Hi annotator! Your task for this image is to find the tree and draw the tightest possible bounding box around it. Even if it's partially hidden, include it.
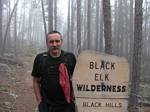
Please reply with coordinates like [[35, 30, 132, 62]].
[[67, 0, 71, 51], [70, 0, 76, 52], [117, 0, 124, 56], [99, 2, 104, 52], [129, 0, 134, 60], [1, 0, 19, 56], [41, 0, 48, 45], [113, 0, 118, 54], [143, 0, 149, 56], [87, 0, 91, 49], [129, 0, 143, 112], [14, 2, 17, 56], [48, 0, 53, 32], [54, 0, 57, 30], [123, 0, 130, 57], [0, 0, 2, 52], [76, 0, 81, 54], [21, 1, 25, 49], [102, 0, 112, 54], [83, 0, 87, 50], [95, 0, 100, 51]]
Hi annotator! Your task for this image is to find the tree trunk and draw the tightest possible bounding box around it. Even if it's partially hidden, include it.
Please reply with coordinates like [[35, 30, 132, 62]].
[[113, 0, 118, 54], [123, 0, 129, 57], [41, 0, 48, 45], [21, 3, 25, 49], [54, 0, 57, 30], [99, 1, 104, 52], [83, 0, 87, 50], [6, 0, 11, 51], [14, 3, 17, 56], [128, 0, 134, 82], [95, 0, 100, 51], [143, 0, 148, 56], [129, 0, 143, 112], [87, 0, 91, 49], [70, 0, 75, 52], [77, 0, 81, 54], [0, 0, 2, 52], [129, 0, 134, 59], [102, 0, 112, 54], [117, 0, 123, 56], [48, 0, 53, 32], [67, 0, 71, 51], [1, 0, 19, 56], [27, 7, 33, 48]]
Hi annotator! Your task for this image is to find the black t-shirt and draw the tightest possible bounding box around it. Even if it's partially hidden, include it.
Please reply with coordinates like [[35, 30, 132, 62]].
[[31, 50, 76, 105]]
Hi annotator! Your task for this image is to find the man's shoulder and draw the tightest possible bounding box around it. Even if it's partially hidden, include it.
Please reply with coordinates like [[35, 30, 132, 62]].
[[63, 51, 75, 57], [35, 52, 48, 60], [63, 51, 76, 63]]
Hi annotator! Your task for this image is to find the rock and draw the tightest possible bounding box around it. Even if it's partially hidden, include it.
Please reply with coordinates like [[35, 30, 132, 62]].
[[9, 92, 18, 99], [4, 101, 11, 106]]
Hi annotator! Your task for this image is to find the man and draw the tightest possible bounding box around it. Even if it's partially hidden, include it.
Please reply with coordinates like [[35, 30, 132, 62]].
[[31, 31, 76, 112]]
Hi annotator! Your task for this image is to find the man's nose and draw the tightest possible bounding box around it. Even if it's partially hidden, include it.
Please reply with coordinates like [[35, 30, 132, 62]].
[[53, 41, 57, 46]]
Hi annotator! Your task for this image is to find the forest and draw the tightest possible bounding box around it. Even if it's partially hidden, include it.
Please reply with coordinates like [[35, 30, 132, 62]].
[[0, 0, 150, 112]]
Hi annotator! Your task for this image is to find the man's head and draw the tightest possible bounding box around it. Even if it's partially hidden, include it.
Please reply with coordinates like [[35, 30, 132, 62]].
[[47, 30, 63, 57]]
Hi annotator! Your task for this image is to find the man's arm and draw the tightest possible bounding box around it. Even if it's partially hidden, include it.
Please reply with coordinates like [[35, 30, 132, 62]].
[[33, 77, 42, 104]]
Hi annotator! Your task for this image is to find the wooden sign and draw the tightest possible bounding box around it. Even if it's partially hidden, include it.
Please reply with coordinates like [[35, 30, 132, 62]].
[[72, 50, 129, 112]]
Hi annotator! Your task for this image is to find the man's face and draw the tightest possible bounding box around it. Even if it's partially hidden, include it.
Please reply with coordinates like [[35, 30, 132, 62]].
[[47, 33, 63, 54]]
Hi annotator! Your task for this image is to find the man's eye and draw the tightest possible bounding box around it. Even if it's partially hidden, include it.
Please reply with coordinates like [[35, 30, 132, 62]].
[[49, 40, 54, 43], [55, 40, 60, 43], [49, 40, 60, 43]]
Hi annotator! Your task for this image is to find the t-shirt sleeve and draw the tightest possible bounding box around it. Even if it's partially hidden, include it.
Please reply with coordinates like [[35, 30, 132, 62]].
[[70, 54, 76, 75], [31, 55, 41, 78], [66, 53, 76, 77]]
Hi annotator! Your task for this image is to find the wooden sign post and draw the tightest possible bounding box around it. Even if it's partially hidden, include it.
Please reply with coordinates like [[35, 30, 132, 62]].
[[72, 51, 129, 112]]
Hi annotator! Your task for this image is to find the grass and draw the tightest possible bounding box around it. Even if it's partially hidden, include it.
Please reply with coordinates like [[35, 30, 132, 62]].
[[0, 85, 10, 92]]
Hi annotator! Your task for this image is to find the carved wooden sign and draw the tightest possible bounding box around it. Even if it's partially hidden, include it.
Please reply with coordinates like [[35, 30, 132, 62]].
[[72, 51, 129, 112]]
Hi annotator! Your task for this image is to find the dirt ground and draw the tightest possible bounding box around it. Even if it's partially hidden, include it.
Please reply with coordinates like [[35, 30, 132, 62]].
[[0, 56, 37, 112], [12, 56, 37, 112]]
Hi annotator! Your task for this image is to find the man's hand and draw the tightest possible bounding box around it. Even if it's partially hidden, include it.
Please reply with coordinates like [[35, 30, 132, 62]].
[[33, 77, 42, 105]]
